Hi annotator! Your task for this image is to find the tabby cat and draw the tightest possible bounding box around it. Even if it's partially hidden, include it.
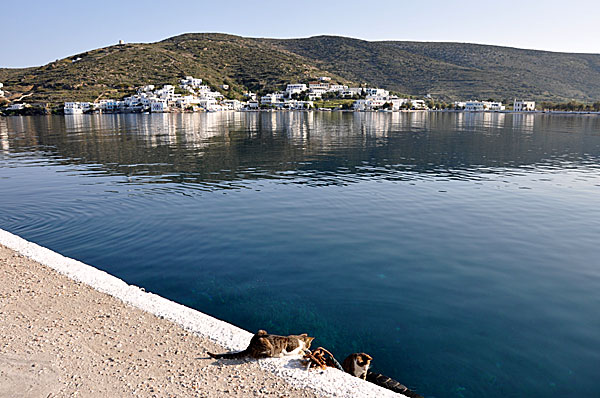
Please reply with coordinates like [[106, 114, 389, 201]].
[[207, 329, 315, 359]]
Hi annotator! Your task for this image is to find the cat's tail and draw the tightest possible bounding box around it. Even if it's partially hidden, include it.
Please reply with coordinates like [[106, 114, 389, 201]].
[[365, 371, 423, 398], [207, 349, 249, 359]]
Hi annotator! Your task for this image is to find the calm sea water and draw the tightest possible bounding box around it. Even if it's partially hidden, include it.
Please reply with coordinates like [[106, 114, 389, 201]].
[[1, 112, 599, 397]]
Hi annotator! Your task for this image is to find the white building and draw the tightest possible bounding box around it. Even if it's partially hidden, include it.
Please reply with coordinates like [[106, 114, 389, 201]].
[[465, 101, 505, 111], [514, 100, 535, 111], [196, 85, 222, 99], [261, 93, 285, 106], [156, 85, 175, 99], [150, 100, 169, 113], [328, 84, 348, 93], [222, 100, 243, 110], [7, 103, 27, 111], [0, 83, 4, 98], [247, 100, 260, 109], [365, 88, 390, 98], [99, 100, 122, 112], [139, 85, 155, 93], [180, 76, 203, 88], [465, 101, 485, 111], [319, 76, 331, 82], [64, 102, 92, 114], [176, 95, 201, 109], [285, 84, 308, 97], [284, 100, 313, 110], [389, 98, 411, 110], [347, 87, 364, 96], [407, 99, 427, 109], [244, 92, 257, 101], [340, 90, 357, 98], [197, 98, 219, 111], [353, 98, 388, 111], [309, 82, 330, 91], [488, 102, 505, 111], [309, 88, 327, 97]]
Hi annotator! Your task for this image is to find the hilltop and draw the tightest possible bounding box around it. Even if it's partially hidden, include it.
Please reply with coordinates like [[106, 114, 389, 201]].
[[1, 33, 599, 105]]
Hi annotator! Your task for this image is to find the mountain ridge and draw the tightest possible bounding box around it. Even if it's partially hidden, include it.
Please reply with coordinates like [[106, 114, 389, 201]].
[[1, 33, 599, 105]]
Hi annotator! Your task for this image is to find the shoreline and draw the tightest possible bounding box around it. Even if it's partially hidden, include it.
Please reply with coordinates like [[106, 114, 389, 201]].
[[3, 108, 600, 117], [0, 229, 402, 397]]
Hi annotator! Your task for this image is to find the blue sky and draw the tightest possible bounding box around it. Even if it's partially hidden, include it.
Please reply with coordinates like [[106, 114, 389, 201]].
[[2, 0, 598, 68]]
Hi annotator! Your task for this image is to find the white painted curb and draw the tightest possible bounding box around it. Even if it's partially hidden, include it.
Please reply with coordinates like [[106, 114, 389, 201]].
[[0, 229, 403, 397]]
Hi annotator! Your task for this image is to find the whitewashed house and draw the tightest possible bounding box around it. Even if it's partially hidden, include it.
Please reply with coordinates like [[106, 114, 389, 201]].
[[319, 76, 331, 82], [409, 99, 427, 109], [309, 87, 328, 97], [389, 98, 410, 110], [328, 84, 348, 93], [0, 83, 4, 98], [353, 98, 388, 111], [156, 85, 175, 99], [105, 100, 123, 112], [514, 100, 535, 111], [309, 82, 330, 91], [222, 100, 243, 110], [365, 88, 390, 98], [176, 95, 201, 109], [197, 98, 219, 111], [465, 101, 485, 111], [244, 92, 257, 101], [150, 100, 169, 113], [465, 101, 505, 111], [247, 100, 260, 109], [180, 76, 203, 88], [284, 100, 313, 110], [196, 85, 222, 99], [488, 102, 505, 111], [7, 103, 27, 111], [348, 87, 364, 96], [261, 93, 285, 106], [285, 84, 308, 97], [64, 102, 92, 114], [139, 85, 155, 93]]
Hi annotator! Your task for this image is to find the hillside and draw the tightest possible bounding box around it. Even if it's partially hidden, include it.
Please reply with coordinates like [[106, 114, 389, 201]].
[[0, 34, 349, 105], [1, 33, 600, 105], [266, 36, 600, 101]]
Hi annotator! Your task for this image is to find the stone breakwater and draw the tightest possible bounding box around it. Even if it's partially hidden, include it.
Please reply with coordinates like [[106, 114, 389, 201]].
[[0, 229, 403, 397]]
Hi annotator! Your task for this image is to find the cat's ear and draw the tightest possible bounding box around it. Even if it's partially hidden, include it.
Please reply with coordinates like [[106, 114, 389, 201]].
[[300, 333, 307, 337], [364, 354, 373, 361], [257, 330, 267, 335]]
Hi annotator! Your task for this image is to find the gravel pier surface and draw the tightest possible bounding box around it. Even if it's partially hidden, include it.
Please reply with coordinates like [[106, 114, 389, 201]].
[[0, 244, 320, 398]]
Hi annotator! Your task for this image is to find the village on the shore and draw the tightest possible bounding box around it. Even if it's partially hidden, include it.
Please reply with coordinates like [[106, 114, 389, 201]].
[[0, 76, 544, 116]]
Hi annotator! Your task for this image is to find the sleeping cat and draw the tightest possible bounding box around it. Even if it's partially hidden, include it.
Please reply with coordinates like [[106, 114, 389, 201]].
[[207, 329, 315, 359], [342, 353, 373, 379]]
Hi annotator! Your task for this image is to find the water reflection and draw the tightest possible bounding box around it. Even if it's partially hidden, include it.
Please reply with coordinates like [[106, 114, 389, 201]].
[[2, 113, 600, 190], [0, 118, 8, 153]]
